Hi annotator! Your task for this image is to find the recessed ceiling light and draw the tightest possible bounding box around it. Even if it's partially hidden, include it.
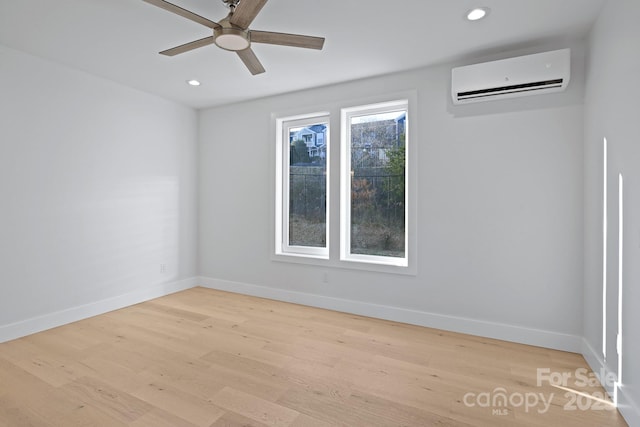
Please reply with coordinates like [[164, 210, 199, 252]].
[[466, 7, 490, 21], [187, 79, 201, 86]]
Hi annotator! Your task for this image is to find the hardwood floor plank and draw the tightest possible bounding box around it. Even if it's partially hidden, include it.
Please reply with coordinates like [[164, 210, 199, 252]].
[[131, 380, 225, 427], [0, 361, 125, 426], [0, 338, 43, 364], [129, 407, 199, 427], [210, 410, 270, 427], [202, 350, 285, 382], [210, 387, 300, 427], [53, 402, 129, 427], [13, 353, 97, 388], [347, 390, 474, 427], [202, 362, 290, 402], [61, 376, 152, 423], [78, 355, 145, 393], [263, 341, 342, 367], [288, 413, 334, 427], [141, 301, 212, 322], [0, 395, 57, 427], [277, 383, 397, 427]]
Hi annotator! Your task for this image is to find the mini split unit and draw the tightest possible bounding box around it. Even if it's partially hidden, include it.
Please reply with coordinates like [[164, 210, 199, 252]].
[[451, 48, 571, 104]]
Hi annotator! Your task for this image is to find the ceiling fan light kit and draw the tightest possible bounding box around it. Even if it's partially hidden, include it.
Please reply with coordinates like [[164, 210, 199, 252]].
[[214, 27, 249, 51], [143, 0, 325, 75]]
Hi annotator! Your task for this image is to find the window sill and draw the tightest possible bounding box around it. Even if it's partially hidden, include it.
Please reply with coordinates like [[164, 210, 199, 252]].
[[271, 252, 417, 276]]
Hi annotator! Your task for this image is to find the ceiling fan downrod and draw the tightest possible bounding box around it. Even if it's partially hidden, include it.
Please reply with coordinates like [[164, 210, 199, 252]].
[[222, 0, 240, 12]]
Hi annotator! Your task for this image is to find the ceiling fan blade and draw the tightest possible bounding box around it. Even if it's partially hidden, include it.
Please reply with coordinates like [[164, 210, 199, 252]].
[[143, 0, 220, 29], [250, 31, 325, 50], [159, 36, 215, 56], [237, 48, 266, 75], [229, 0, 267, 29]]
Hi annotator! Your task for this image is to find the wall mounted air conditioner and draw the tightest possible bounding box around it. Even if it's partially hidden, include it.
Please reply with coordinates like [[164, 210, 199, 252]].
[[451, 49, 570, 105]]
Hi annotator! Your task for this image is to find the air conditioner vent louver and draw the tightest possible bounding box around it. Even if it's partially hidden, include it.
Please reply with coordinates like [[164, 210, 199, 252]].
[[457, 79, 565, 100], [452, 49, 570, 104]]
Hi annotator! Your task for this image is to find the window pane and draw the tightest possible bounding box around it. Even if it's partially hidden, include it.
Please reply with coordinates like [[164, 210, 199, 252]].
[[288, 123, 327, 248], [350, 110, 406, 257]]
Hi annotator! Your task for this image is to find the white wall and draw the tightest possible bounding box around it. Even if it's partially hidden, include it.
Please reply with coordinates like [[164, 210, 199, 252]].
[[0, 44, 198, 341], [199, 44, 586, 352], [583, 0, 640, 423]]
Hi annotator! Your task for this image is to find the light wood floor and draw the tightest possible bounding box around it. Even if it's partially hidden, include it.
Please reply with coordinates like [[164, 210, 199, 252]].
[[0, 287, 628, 426]]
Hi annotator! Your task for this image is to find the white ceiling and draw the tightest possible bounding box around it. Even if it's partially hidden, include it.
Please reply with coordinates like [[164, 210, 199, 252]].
[[0, 0, 605, 109]]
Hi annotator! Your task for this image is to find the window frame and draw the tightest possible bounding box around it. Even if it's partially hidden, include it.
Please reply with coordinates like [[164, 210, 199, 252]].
[[272, 91, 417, 275], [340, 100, 410, 267], [275, 112, 330, 259]]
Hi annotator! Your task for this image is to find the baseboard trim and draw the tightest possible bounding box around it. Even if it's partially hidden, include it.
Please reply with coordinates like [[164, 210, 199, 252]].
[[0, 277, 199, 343], [581, 338, 616, 397], [199, 277, 582, 353], [582, 338, 640, 426]]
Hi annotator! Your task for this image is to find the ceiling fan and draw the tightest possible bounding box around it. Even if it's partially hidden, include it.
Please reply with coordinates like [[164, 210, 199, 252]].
[[143, 0, 326, 75]]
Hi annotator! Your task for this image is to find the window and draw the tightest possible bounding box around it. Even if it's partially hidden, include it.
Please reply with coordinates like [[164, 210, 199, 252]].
[[341, 100, 408, 267], [274, 95, 414, 272], [275, 113, 330, 258]]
